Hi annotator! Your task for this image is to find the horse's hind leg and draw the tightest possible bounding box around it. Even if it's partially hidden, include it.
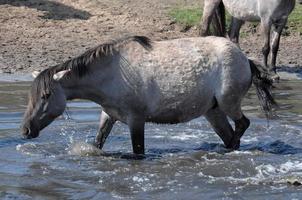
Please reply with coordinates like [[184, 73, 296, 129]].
[[270, 19, 287, 80], [217, 97, 250, 149], [95, 111, 115, 149], [260, 19, 272, 69], [232, 115, 250, 149], [199, 0, 221, 36], [205, 106, 236, 149], [229, 17, 244, 44]]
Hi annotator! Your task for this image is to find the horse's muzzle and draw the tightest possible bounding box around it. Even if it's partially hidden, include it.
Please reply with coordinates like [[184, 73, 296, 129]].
[[22, 126, 39, 139]]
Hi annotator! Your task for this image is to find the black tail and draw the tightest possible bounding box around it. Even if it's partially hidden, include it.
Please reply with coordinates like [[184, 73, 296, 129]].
[[211, 1, 226, 37], [249, 59, 277, 118]]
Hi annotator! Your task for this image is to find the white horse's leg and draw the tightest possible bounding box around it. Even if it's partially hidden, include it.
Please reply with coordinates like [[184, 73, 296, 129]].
[[200, 0, 221, 36], [228, 17, 244, 44], [270, 19, 287, 75], [128, 115, 145, 155], [260, 19, 272, 69], [205, 106, 236, 149], [95, 111, 115, 149]]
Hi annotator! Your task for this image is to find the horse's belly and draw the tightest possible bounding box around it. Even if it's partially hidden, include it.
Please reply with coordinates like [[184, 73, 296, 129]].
[[146, 105, 206, 124], [223, 0, 260, 21], [146, 93, 214, 124]]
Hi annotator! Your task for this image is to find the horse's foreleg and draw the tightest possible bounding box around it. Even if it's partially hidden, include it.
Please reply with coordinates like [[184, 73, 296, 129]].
[[128, 116, 145, 155], [205, 106, 236, 149], [270, 19, 287, 73], [199, 0, 221, 36], [228, 17, 244, 45], [260, 19, 272, 69], [95, 111, 115, 149]]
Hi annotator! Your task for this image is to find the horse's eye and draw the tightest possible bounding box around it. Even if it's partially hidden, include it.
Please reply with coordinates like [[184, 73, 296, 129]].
[[41, 93, 51, 100]]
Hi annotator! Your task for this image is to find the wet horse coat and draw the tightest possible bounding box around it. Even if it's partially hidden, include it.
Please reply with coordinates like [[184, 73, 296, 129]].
[[21, 36, 275, 155]]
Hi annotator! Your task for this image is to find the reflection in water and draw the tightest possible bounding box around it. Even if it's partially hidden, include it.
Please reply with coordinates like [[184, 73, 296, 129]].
[[0, 80, 302, 199]]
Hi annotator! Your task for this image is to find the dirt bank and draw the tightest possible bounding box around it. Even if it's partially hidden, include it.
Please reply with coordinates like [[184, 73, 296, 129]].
[[0, 0, 301, 74]]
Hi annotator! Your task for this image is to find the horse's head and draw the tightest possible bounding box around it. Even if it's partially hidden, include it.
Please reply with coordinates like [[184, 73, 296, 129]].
[[21, 70, 70, 139]]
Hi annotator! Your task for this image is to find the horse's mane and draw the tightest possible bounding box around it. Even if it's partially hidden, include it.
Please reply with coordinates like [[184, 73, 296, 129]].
[[56, 35, 152, 77], [30, 35, 152, 105]]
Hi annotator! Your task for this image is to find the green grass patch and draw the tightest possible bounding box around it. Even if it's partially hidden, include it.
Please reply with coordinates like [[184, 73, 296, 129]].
[[288, 3, 302, 34], [169, 8, 202, 27]]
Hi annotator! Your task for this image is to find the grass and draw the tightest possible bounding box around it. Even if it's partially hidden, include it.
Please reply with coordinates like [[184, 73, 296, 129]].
[[169, 8, 202, 28], [169, 6, 232, 34], [287, 3, 302, 34], [169, 4, 302, 35]]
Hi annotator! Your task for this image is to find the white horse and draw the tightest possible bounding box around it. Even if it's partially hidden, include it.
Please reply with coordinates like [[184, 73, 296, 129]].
[[200, 0, 296, 79], [21, 36, 276, 155]]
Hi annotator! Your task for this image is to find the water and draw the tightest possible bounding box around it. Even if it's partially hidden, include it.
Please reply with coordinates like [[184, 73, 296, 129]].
[[0, 80, 302, 199]]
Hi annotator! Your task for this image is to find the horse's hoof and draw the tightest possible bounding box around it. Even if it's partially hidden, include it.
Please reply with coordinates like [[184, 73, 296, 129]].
[[226, 139, 240, 150], [267, 68, 280, 82], [271, 74, 280, 83]]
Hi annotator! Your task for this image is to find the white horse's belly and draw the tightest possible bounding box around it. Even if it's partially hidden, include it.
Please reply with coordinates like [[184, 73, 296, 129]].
[[223, 0, 260, 21]]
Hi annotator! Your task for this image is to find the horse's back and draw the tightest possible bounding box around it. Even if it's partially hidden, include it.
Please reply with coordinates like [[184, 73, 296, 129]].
[[124, 36, 249, 77], [122, 36, 250, 95]]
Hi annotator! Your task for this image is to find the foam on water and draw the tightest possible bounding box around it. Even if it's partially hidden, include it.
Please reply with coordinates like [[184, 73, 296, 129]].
[[257, 161, 302, 177], [198, 159, 302, 187], [68, 142, 104, 156], [16, 141, 64, 157]]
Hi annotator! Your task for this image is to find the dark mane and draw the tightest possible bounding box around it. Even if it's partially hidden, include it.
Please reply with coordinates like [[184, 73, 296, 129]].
[[30, 35, 152, 105]]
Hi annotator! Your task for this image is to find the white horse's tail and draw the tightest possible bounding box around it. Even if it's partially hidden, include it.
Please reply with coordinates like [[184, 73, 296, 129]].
[[248, 59, 277, 118], [211, 1, 226, 37]]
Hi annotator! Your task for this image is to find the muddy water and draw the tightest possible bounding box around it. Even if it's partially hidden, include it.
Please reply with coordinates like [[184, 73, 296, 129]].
[[0, 80, 302, 199]]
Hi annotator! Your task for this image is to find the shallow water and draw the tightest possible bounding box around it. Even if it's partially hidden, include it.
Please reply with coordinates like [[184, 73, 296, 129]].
[[0, 80, 302, 199]]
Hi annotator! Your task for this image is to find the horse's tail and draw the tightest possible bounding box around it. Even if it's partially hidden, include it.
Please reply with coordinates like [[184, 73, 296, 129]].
[[248, 59, 277, 118], [211, 1, 226, 37]]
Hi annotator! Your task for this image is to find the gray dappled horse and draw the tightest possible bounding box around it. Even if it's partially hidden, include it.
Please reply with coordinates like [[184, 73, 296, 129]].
[[200, 0, 297, 79], [21, 36, 276, 155]]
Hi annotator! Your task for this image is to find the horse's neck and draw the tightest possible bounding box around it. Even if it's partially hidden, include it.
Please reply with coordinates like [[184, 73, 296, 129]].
[[61, 70, 105, 104]]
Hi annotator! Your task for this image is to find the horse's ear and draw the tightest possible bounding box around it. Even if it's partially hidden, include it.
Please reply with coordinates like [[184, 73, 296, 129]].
[[53, 70, 70, 81], [32, 71, 40, 78]]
